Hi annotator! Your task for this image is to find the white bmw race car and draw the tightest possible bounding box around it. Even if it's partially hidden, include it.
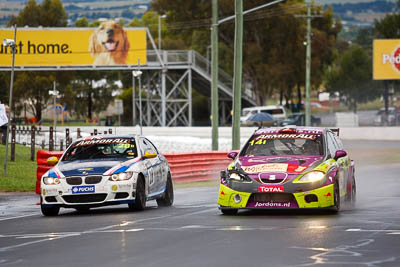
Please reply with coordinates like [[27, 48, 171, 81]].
[[40, 134, 173, 216]]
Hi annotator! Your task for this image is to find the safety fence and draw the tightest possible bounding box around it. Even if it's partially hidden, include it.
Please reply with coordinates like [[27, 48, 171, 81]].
[[36, 150, 233, 194]]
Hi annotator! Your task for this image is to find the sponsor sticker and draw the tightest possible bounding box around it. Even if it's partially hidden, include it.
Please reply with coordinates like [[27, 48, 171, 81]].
[[72, 185, 95, 194], [258, 186, 284, 193], [242, 163, 288, 173], [255, 202, 290, 208]]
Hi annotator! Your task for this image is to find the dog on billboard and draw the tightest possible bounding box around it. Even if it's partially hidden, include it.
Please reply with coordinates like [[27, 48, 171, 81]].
[[89, 20, 130, 65]]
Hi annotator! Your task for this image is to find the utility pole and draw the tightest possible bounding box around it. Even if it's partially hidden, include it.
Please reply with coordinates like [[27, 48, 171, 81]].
[[297, 2, 321, 126], [3, 25, 16, 176], [211, 0, 219, 151], [232, 0, 243, 150], [212, 0, 285, 150]]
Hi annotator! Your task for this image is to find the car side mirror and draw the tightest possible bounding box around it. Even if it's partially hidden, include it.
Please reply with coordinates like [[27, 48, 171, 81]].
[[144, 150, 157, 159], [334, 150, 347, 160], [227, 151, 238, 160], [47, 156, 59, 166]]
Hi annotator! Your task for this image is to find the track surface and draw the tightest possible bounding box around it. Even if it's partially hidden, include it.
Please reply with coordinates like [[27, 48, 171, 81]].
[[0, 140, 400, 267]]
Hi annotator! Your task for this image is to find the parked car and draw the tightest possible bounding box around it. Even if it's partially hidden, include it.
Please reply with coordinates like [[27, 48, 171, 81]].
[[373, 107, 399, 126], [278, 113, 321, 127], [218, 126, 356, 215], [40, 134, 174, 216], [241, 105, 287, 124]]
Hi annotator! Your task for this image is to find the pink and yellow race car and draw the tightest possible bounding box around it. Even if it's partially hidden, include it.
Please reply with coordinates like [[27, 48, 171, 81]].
[[218, 127, 356, 215]]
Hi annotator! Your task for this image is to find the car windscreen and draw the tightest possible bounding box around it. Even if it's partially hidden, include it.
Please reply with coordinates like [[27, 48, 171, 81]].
[[62, 138, 138, 161], [240, 133, 324, 156]]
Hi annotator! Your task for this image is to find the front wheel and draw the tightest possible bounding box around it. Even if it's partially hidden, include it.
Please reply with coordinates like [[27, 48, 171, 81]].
[[332, 180, 341, 213], [156, 173, 174, 207], [129, 176, 146, 211], [41, 202, 60, 216], [220, 208, 238, 215]]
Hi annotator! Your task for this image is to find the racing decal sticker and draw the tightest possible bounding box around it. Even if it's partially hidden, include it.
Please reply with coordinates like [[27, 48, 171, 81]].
[[103, 157, 142, 176], [47, 167, 64, 178], [242, 163, 288, 173], [254, 202, 290, 208], [246, 201, 299, 208], [73, 138, 130, 147], [258, 186, 284, 193], [72, 185, 95, 194], [255, 134, 317, 140]]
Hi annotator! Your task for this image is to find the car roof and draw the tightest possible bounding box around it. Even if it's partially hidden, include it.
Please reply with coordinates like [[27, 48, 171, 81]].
[[243, 105, 285, 110]]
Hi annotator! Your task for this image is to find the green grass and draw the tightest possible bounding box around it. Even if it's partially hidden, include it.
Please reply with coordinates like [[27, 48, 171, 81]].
[[0, 144, 38, 192]]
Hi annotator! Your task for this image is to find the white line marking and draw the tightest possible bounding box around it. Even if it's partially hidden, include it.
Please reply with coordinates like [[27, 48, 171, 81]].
[[0, 213, 38, 222]]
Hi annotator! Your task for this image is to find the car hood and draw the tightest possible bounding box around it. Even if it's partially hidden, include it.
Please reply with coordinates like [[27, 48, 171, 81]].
[[236, 155, 324, 183], [55, 158, 130, 177]]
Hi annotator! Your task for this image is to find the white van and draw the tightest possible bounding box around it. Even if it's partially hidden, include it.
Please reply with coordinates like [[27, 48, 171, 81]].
[[240, 105, 287, 123]]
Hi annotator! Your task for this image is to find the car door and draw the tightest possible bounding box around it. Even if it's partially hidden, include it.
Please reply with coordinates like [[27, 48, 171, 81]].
[[146, 138, 168, 194], [140, 138, 164, 195], [327, 132, 348, 197]]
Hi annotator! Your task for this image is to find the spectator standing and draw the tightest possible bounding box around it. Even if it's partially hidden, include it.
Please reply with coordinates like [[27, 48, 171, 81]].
[[0, 104, 9, 145]]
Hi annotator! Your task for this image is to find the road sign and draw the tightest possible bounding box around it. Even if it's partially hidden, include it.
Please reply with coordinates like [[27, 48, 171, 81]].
[[115, 99, 123, 115]]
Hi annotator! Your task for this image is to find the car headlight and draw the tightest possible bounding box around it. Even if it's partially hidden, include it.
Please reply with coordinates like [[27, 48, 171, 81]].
[[109, 172, 133, 181], [298, 171, 325, 182], [43, 177, 60, 185]]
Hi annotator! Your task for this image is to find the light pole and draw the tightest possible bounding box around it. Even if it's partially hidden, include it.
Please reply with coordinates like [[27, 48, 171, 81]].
[[158, 14, 167, 51], [49, 81, 59, 145], [3, 25, 17, 177], [132, 68, 143, 135]]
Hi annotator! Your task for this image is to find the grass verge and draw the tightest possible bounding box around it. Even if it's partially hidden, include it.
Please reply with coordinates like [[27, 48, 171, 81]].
[[0, 144, 38, 192]]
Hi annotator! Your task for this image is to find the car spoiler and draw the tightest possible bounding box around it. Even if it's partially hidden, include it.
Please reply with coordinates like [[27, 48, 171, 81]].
[[330, 128, 340, 136]]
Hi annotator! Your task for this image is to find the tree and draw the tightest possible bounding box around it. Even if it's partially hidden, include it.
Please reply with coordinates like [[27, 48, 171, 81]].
[[325, 45, 380, 113], [150, 0, 341, 106]]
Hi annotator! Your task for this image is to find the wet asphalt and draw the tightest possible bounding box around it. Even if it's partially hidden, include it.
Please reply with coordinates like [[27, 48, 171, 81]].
[[0, 140, 399, 267]]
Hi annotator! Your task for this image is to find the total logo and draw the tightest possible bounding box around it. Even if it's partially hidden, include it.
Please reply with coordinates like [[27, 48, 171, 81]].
[[72, 185, 95, 194], [382, 47, 400, 72], [258, 186, 284, 193]]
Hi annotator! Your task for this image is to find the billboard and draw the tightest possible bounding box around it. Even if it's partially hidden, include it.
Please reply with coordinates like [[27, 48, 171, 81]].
[[0, 22, 147, 67], [373, 39, 400, 80]]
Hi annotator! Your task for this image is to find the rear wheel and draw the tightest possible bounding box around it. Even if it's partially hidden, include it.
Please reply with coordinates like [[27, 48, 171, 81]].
[[156, 173, 174, 207], [220, 208, 238, 215], [41, 198, 60, 216], [129, 176, 146, 211]]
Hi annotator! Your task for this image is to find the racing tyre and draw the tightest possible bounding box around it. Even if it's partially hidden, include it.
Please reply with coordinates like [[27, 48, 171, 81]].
[[156, 173, 174, 207], [332, 180, 341, 213], [129, 176, 146, 211], [349, 174, 356, 207], [220, 208, 238, 215], [41, 202, 60, 216]]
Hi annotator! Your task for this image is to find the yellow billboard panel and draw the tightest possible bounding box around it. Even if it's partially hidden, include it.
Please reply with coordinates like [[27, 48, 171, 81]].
[[373, 39, 400, 80], [0, 23, 147, 67]]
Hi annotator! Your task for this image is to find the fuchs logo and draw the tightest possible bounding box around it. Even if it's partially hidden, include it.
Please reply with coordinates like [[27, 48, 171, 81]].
[[258, 186, 284, 193], [382, 47, 400, 72], [72, 185, 95, 194]]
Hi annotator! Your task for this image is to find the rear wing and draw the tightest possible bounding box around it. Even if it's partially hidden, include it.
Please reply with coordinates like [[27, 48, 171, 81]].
[[330, 128, 340, 136]]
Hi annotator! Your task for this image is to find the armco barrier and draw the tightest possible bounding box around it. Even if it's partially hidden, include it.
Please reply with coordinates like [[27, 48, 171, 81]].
[[36, 150, 233, 194]]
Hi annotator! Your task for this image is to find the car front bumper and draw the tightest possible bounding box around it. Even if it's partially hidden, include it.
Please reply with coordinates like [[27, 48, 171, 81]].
[[41, 176, 136, 208], [217, 183, 335, 209]]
